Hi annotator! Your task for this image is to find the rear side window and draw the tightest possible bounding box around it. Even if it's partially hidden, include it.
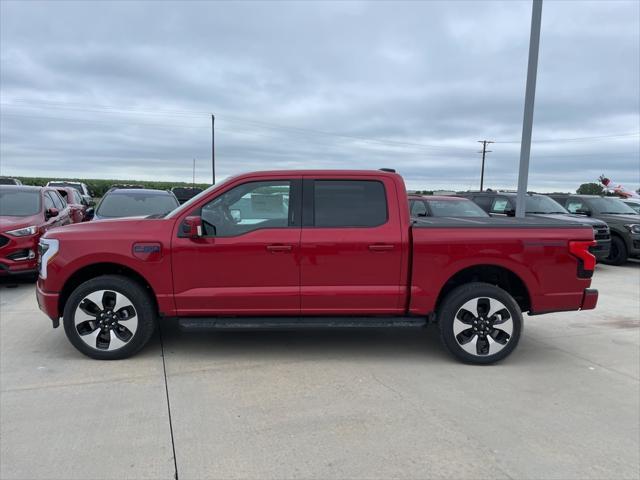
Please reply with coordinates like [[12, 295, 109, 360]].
[[410, 199, 428, 217], [472, 196, 493, 212], [313, 180, 387, 227]]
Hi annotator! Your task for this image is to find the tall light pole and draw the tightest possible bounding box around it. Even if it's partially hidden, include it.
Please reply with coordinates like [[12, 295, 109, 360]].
[[211, 114, 216, 185], [515, 0, 543, 218], [478, 140, 494, 191]]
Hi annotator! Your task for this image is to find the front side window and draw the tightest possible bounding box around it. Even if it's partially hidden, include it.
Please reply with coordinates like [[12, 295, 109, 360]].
[[491, 197, 511, 214], [200, 180, 291, 237], [566, 199, 587, 214], [313, 180, 387, 227], [50, 191, 66, 209], [410, 199, 428, 217]]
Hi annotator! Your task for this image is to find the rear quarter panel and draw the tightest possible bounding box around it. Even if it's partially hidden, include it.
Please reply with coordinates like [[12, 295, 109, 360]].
[[409, 226, 595, 315]]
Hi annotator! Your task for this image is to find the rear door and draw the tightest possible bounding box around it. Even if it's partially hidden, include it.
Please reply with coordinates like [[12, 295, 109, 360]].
[[300, 176, 404, 315]]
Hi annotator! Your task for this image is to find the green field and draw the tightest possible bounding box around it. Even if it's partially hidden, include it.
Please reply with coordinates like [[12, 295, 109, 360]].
[[13, 176, 211, 197]]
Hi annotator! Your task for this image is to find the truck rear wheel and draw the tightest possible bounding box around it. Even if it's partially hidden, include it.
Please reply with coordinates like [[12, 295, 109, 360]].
[[63, 275, 156, 360], [438, 282, 522, 364]]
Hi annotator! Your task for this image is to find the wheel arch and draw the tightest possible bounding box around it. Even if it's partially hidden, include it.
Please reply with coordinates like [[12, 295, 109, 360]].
[[58, 262, 158, 317], [434, 264, 531, 314]]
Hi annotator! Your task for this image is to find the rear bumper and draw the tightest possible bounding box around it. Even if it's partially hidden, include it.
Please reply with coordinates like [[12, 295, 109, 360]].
[[36, 281, 61, 327], [580, 288, 598, 311]]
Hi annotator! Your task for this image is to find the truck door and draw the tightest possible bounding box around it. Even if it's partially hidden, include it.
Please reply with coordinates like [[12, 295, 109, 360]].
[[300, 177, 405, 315], [171, 178, 302, 316]]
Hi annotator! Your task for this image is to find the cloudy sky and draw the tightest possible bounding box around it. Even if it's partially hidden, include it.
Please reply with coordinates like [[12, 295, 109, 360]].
[[1, 0, 638, 192]]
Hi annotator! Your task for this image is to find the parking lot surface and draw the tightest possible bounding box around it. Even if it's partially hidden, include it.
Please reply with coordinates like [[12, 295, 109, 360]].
[[1, 263, 639, 480]]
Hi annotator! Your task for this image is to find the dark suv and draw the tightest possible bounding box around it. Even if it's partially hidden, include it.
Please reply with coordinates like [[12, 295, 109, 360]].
[[548, 194, 640, 265], [458, 191, 611, 261]]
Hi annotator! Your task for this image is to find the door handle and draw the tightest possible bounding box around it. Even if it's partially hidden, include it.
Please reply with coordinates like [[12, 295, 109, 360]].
[[368, 244, 394, 252], [266, 244, 293, 253]]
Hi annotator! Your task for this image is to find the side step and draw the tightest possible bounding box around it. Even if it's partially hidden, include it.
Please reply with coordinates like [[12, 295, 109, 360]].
[[178, 316, 427, 331]]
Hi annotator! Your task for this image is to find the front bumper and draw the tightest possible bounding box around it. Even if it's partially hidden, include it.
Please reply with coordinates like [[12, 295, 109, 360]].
[[629, 233, 640, 257], [36, 281, 61, 327], [0, 233, 39, 276], [580, 288, 598, 311]]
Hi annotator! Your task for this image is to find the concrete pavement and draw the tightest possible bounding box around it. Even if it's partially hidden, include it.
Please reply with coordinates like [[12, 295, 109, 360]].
[[1, 262, 638, 479]]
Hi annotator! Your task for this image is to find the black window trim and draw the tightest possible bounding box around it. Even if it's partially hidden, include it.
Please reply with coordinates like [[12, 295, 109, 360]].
[[302, 178, 389, 228], [180, 178, 302, 238]]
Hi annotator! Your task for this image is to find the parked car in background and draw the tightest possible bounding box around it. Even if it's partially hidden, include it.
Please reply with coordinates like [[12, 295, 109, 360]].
[[409, 195, 489, 218], [92, 188, 180, 220], [458, 191, 611, 261], [1, 186, 72, 277], [37, 169, 598, 364], [171, 186, 204, 204], [46, 180, 93, 205], [549, 194, 640, 265], [0, 177, 23, 185], [54, 187, 91, 223], [621, 198, 640, 214]]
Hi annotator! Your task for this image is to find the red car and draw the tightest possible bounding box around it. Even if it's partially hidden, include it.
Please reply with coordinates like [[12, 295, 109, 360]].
[[1, 186, 72, 277], [36, 170, 598, 363], [54, 187, 90, 223]]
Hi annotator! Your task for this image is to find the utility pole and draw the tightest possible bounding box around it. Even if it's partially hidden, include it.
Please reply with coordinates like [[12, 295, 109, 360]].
[[211, 114, 216, 185], [192, 158, 196, 188], [477, 140, 494, 191], [516, 0, 543, 218]]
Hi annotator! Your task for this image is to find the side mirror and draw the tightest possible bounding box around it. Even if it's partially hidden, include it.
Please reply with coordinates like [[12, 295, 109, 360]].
[[85, 207, 95, 220], [46, 207, 59, 219], [182, 216, 203, 239], [505, 208, 516, 217], [575, 208, 591, 216], [230, 209, 242, 223]]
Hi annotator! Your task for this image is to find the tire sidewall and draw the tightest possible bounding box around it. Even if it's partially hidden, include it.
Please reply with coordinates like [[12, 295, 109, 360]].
[[63, 275, 156, 360], [603, 236, 627, 266], [438, 282, 523, 365]]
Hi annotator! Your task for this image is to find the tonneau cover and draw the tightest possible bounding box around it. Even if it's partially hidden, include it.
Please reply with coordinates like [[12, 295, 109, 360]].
[[412, 216, 593, 228]]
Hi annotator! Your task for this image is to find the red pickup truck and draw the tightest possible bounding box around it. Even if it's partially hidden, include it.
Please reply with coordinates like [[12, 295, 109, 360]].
[[36, 170, 598, 364]]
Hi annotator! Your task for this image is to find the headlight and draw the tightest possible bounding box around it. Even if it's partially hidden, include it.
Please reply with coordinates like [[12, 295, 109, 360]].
[[624, 224, 640, 234], [38, 238, 59, 279], [6, 225, 38, 237]]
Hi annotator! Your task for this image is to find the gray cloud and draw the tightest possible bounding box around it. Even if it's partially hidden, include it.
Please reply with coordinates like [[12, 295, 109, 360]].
[[1, 0, 638, 192]]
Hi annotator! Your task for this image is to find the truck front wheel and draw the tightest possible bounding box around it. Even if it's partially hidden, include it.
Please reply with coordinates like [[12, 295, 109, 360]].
[[62, 275, 157, 360], [438, 282, 522, 364]]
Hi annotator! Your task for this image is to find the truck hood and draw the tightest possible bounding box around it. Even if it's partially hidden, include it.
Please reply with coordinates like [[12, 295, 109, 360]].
[[0, 214, 43, 232], [597, 214, 640, 224], [528, 213, 606, 227], [43, 216, 173, 239]]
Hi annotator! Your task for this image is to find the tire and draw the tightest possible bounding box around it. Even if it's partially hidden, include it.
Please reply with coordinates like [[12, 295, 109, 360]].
[[438, 282, 522, 365], [602, 235, 627, 266], [63, 275, 156, 360]]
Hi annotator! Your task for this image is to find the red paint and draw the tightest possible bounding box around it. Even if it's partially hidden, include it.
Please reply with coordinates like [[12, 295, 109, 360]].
[[36, 170, 597, 322], [1, 187, 72, 276]]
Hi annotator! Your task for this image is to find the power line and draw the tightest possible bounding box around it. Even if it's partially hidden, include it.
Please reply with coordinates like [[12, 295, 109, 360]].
[[477, 140, 494, 191]]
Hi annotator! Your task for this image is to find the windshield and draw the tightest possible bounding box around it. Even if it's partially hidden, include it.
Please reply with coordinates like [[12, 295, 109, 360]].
[[525, 196, 568, 214], [426, 198, 489, 217], [0, 189, 41, 216], [96, 192, 179, 218], [588, 197, 638, 215]]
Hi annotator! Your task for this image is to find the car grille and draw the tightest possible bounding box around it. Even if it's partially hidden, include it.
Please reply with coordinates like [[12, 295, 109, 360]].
[[593, 225, 610, 241], [0, 235, 9, 249]]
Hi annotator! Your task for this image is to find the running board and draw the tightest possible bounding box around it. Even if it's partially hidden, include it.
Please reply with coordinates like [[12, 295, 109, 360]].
[[178, 316, 427, 331]]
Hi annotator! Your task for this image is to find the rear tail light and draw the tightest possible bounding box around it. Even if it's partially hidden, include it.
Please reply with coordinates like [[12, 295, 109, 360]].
[[569, 240, 596, 278]]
